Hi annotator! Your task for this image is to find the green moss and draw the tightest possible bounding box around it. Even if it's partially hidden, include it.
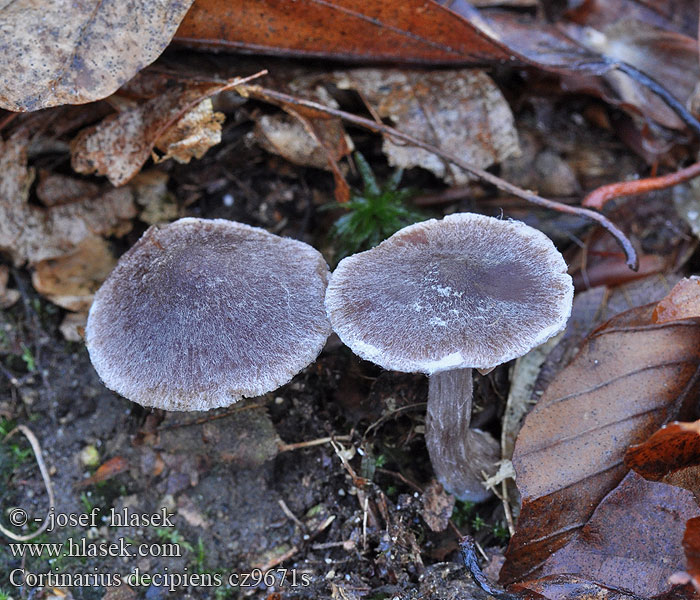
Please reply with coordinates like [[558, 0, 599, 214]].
[[327, 152, 425, 263]]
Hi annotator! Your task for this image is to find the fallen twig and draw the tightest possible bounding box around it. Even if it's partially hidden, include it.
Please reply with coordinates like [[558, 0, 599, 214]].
[[278, 434, 353, 452], [460, 536, 515, 600], [237, 83, 639, 271], [583, 160, 700, 210]]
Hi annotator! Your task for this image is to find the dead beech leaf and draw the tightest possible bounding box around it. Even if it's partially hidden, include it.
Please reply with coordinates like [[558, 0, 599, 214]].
[[254, 113, 352, 171], [154, 98, 225, 164], [0, 0, 194, 112], [175, 0, 512, 64], [512, 475, 700, 597], [36, 172, 101, 207], [0, 133, 136, 266], [511, 574, 642, 599], [531, 472, 700, 597], [420, 480, 455, 533], [501, 304, 700, 585], [533, 274, 682, 406], [335, 69, 519, 185], [682, 517, 700, 594], [31, 236, 116, 312], [625, 420, 700, 481], [71, 80, 234, 187], [75, 456, 129, 489], [653, 277, 700, 324]]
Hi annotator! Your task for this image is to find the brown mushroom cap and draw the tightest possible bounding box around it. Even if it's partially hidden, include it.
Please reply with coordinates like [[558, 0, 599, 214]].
[[86, 218, 331, 411], [325, 213, 573, 374]]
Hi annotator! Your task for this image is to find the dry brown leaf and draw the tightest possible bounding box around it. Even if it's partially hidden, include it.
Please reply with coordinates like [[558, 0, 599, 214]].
[[36, 172, 101, 207], [335, 69, 519, 184], [653, 277, 700, 324], [131, 171, 179, 225], [501, 304, 700, 585], [254, 113, 352, 170], [74, 456, 129, 489], [532, 274, 681, 407], [71, 80, 235, 187], [154, 98, 225, 164], [681, 517, 700, 594], [0, 0, 194, 112], [625, 420, 700, 482], [524, 471, 700, 597], [31, 236, 116, 312], [420, 480, 455, 532], [175, 0, 512, 63], [0, 133, 136, 266]]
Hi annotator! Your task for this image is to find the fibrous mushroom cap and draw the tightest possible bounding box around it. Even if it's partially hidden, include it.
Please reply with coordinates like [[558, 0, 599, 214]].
[[325, 213, 573, 375], [86, 218, 331, 411]]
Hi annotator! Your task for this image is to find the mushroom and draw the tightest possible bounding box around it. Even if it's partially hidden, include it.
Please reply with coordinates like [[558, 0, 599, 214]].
[[86, 217, 331, 411], [325, 213, 573, 501]]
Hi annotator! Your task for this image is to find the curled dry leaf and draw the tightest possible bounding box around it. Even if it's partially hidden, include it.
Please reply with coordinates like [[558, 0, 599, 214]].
[[0, 0, 194, 112], [0, 134, 136, 266], [682, 517, 700, 594], [502, 304, 700, 585], [653, 277, 700, 324], [74, 456, 129, 489], [625, 420, 700, 481], [420, 480, 455, 533], [562, 20, 699, 131], [521, 471, 700, 597], [254, 113, 352, 171], [335, 69, 519, 185], [154, 98, 225, 164], [71, 80, 233, 187]]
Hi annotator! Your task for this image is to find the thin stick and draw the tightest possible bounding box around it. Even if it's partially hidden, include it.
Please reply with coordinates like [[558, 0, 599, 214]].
[[615, 62, 700, 139], [0, 426, 55, 542], [362, 402, 426, 442], [278, 434, 352, 452], [254, 515, 335, 571], [237, 84, 639, 271], [278, 499, 305, 530], [583, 160, 700, 210]]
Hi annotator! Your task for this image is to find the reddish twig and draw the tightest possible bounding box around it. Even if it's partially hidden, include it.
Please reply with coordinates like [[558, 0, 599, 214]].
[[237, 84, 638, 271], [582, 160, 700, 210]]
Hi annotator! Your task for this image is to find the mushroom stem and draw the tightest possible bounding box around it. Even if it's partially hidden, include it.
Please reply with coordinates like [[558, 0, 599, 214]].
[[425, 368, 500, 502]]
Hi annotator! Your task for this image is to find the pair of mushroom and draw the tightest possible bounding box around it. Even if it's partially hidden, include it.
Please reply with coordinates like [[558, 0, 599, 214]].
[[87, 214, 572, 501]]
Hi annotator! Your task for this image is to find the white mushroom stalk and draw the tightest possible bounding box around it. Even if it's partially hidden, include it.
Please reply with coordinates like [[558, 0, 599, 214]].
[[326, 213, 573, 501], [86, 218, 332, 411]]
